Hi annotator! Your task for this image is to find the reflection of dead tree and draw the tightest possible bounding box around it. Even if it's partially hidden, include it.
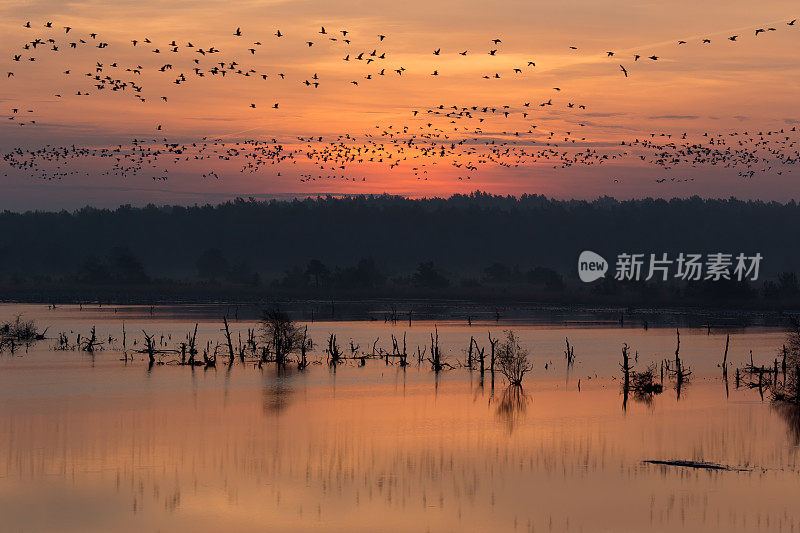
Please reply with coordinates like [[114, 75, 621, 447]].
[[772, 402, 800, 445], [262, 382, 294, 414], [493, 384, 530, 433]]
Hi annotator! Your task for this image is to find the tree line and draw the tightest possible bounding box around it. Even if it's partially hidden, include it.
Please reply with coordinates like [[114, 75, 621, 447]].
[[1, 192, 799, 304]]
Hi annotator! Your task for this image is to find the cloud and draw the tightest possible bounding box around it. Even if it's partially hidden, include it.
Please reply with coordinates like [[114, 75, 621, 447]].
[[584, 112, 627, 118], [647, 115, 701, 120]]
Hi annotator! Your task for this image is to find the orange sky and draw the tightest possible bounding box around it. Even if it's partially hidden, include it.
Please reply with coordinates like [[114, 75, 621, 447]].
[[0, 0, 798, 209]]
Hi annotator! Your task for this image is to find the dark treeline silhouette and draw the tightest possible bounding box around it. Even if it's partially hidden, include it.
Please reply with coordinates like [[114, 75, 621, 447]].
[[1, 192, 800, 305]]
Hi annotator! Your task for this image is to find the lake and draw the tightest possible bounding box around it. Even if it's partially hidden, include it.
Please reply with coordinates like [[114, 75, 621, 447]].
[[1, 303, 798, 532]]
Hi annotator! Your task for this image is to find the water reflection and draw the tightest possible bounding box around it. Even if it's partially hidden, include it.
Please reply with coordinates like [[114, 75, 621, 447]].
[[773, 402, 800, 446], [262, 373, 296, 415], [1, 304, 800, 532], [493, 385, 530, 433]]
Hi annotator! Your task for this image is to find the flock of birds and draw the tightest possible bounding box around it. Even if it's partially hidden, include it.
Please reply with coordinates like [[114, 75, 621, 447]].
[[1, 16, 799, 187]]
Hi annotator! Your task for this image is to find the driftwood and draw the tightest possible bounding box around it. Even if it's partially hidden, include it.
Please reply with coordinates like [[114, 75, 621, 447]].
[[643, 460, 750, 472]]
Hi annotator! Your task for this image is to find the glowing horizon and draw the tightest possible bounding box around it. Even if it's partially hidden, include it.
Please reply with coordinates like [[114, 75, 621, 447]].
[[1, 0, 799, 209]]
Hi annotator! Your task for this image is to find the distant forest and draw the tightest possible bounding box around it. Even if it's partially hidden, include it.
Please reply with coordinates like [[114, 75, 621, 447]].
[[2, 192, 800, 306]]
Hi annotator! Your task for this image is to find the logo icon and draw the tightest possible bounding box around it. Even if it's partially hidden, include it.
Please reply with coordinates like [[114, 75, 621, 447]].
[[578, 251, 607, 282]]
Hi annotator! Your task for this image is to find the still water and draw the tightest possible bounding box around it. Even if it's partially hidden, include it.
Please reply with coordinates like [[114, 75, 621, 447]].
[[1, 303, 799, 532]]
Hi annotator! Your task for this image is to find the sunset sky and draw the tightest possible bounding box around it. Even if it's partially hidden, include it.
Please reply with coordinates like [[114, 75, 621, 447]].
[[0, 0, 798, 210]]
